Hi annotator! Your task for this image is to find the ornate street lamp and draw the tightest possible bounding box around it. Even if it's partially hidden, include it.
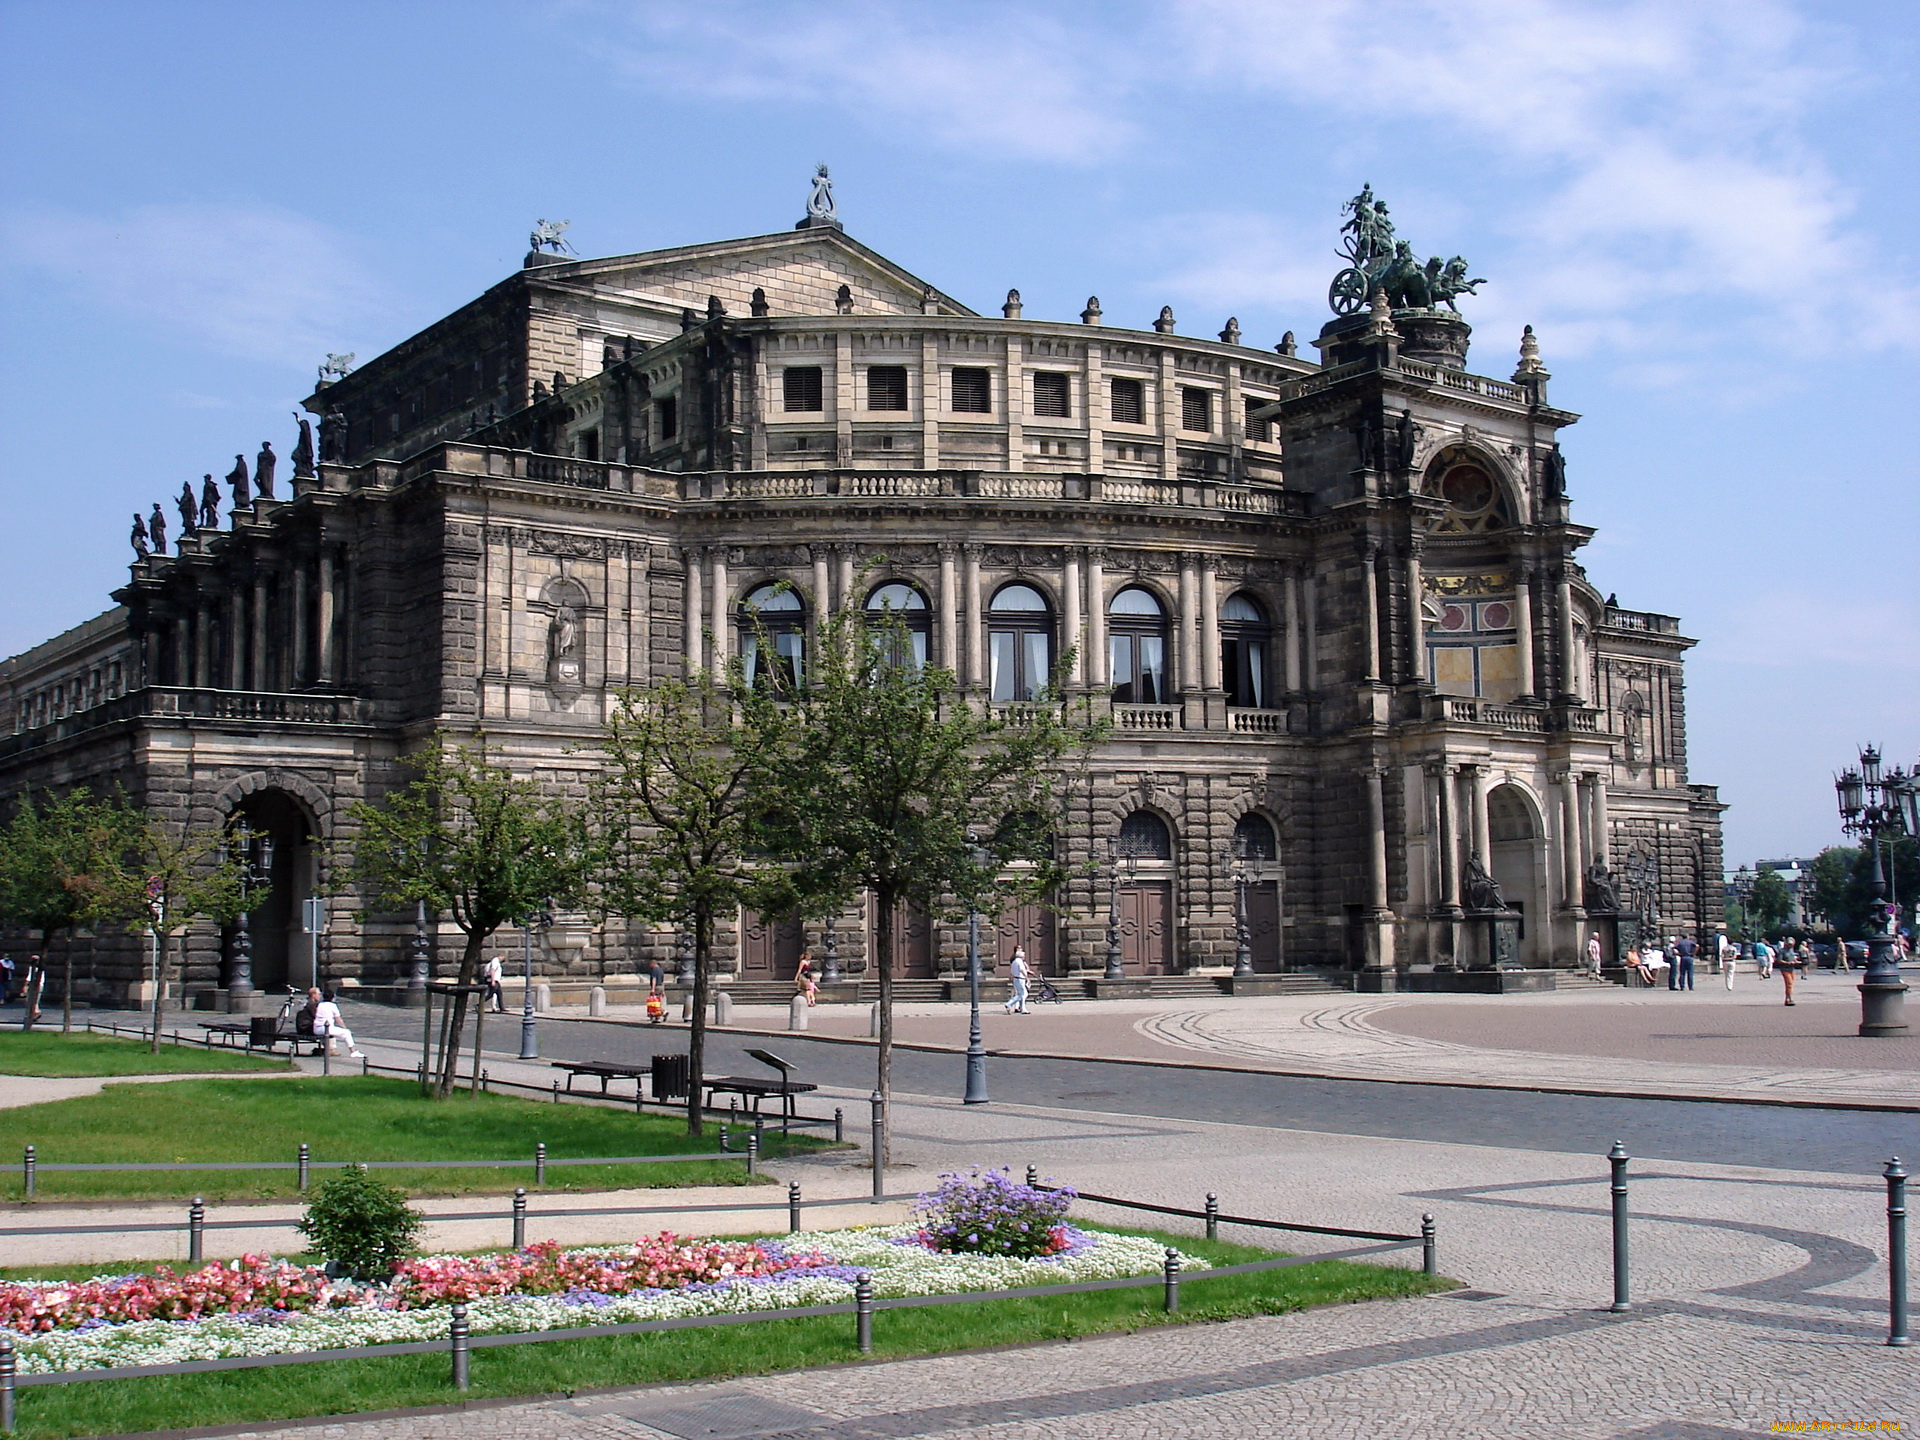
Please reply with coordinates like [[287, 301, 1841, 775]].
[[676, 919, 696, 986], [1103, 838, 1127, 981], [820, 913, 841, 983], [1835, 745, 1911, 1038], [408, 899, 433, 1002], [1730, 865, 1757, 943], [1222, 834, 1254, 977], [519, 901, 553, 1060], [963, 832, 989, 1105], [222, 822, 273, 1011]]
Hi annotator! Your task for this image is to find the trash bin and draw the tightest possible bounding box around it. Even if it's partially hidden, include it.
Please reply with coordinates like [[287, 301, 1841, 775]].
[[248, 1015, 279, 1049], [651, 1053, 690, 1102]]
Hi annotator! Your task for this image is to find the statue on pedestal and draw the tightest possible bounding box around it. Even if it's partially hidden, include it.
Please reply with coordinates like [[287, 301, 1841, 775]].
[[1584, 862, 1622, 914], [1463, 855, 1507, 913], [130, 512, 149, 559], [177, 482, 198, 537], [199, 474, 221, 531], [290, 413, 315, 479], [148, 503, 168, 556], [254, 441, 276, 499], [227, 454, 250, 510]]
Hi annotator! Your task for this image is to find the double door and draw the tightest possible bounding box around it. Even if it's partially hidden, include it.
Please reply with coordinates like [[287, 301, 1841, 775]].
[[738, 910, 805, 978], [994, 902, 1057, 975], [1119, 882, 1174, 975]]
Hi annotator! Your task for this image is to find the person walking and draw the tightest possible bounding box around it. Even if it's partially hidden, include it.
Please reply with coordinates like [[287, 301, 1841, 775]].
[[1722, 935, 1738, 990], [1664, 936, 1681, 991], [0, 953, 14, 1004], [1586, 931, 1605, 977], [483, 954, 506, 1012], [793, 955, 817, 1007], [1777, 942, 1804, 1006], [309, 987, 364, 1058], [1675, 934, 1697, 991], [1754, 937, 1773, 980], [1003, 946, 1030, 1014]]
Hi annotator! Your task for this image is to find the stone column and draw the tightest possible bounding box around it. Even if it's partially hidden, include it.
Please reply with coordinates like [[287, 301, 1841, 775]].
[[1063, 550, 1083, 684], [192, 599, 212, 689], [709, 547, 730, 682], [936, 544, 958, 673], [1558, 770, 1585, 906], [1086, 548, 1107, 688], [1465, 765, 1489, 866], [1588, 772, 1610, 868], [1556, 564, 1577, 699], [1177, 554, 1199, 694], [1432, 762, 1460, 911], [1304, 564, 1320, 691], [963, 543, 985, 688], [683, 547, 704, 676], [1513, 569, 1536, 699], [316, 552, 336, 686], [289, 564, 308, 687], [1358, 540, 1381, 683], [811, 546, 831, 633], [1364, 767, 1390, 912], [225, 589, 245, 690], [1404, 539, 1425, 685], [1283, 567, 1303, 694], [1200, 558, 1221, 691], [251, 574, 270, 691], [835, 544, 856, 611]]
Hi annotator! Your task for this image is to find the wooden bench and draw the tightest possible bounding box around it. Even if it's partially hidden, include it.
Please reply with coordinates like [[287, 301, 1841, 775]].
[[198, 1022, 252, 1048], [704, 1048, 817, 1128], [551, 1059, 651, 1097]]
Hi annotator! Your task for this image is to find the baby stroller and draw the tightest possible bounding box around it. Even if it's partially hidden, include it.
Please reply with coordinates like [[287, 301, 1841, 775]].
[[1028, 974, 1064, 1005]]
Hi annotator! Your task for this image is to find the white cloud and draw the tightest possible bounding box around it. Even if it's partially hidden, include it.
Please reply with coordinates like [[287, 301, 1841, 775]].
[[1, 203, 390, 367]]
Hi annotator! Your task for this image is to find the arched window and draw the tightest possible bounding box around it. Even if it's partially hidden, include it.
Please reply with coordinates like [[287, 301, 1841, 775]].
[[1118, 810, 1172, 859], [1108, 586, 1168, 705], [988, 584, 1053, 702], [738, 584, 805, 691], [1220, 591, 1271, 708], [1488, 788, 1536, 842], [1234, 813, 1277, 861], [865, 582, 930, 670]]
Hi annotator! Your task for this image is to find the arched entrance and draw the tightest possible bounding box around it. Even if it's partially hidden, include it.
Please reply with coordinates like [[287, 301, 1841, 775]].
[[1486, 785, 1547, 965], [226, 790, 317, 994]]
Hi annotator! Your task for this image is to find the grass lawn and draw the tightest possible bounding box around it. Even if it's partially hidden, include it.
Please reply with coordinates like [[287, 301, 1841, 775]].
[[0, 1228, 1451, 1439], [0, 1076, 824, 1201], [0, 1029, 293, 1078]]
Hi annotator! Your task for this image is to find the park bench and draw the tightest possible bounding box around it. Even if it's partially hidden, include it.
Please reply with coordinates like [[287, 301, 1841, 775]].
[[550, 1059, 651, 1097], [704, 1048, 817, 1130], [198, 1022, 252, 1048]]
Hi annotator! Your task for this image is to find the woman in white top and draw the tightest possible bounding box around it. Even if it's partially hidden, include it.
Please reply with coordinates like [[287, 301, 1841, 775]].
[[307, 988, 364, 1058]]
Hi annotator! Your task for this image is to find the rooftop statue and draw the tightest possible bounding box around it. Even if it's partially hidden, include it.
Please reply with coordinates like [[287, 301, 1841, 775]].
[[227, 454, 251, 511], [291, 413, 316, 479], [200, 474, 222, 531], [130, 512, 150, 559], [177, 481, 198, 537], [529, 219, 574, 255], [148, 503, 168, 556], [797, 163, 842, 231], [1328, 187, 1483, 316], [254, 441, 276, 499], [318, 353, 356, 384]]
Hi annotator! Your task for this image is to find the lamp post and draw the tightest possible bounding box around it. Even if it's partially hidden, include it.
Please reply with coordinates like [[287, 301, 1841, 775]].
[[1222, 834, 1254, 977], [222, 822, 272, 1012], [963, 834, 989, 1105], [519, 904, 551, 1060], [1103, 838, 1126, 981], [1836, 747, 1912, 1037], [1731, 865, 1757, 944], [820, 913, 841, 984], [408, 900, 432, 1003]]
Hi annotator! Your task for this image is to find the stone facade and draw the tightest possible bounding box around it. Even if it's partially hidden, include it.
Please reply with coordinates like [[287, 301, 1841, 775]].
[[0, 222, 1721, 1005]]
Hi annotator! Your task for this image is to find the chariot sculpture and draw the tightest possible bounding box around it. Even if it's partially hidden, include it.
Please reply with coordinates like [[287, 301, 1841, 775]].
[[1328, 186, 1485, 316]]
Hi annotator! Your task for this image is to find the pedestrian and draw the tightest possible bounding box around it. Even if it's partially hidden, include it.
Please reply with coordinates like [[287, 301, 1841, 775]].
[[1754, 937, 1773, 980], [0, 953, 14, 1003], [1723, 937, 1738, 990], [794, 955, 817, 1007], [646, 956, 666, 997], [1586, 931, 1604, 977], [1664, 936, 1681, 991], [483, 954, 505, 1012], [1642, 945, 1670, 988], [1003, 946, 1030, 1014], [1777, 942, 1804, 1006], [309, 987, 364, 1057], [1674, 934, 1697, 991]]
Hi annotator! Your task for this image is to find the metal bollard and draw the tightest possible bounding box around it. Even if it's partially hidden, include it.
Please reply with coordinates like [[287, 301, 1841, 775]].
[[297, 1143, 310, 1192], [1887, 1156, 1911, 1347], [1163, 1248, 1181, 1313], [1608, 1141, 1631, 1313], [21, 1146, 32, 1201], [747, 1132, 759, 1178], [361, 1053, 370, 1076], [552, 1079, 561, 1104], [855, 1275, 873, 1353], [1422, 1213, 1436, 1276], [449, 1302, 470, 1390], [535, 1142, 547, 1187], [789, 1181, 803, 1234], [834, 1107, 844, 1144], [188, 1197, 205, 1264], [513, 1188, 527, 1250], [1205, 1192, 1219, 1242], [870, 1091, 886, 1199], [1026, 1165, 1038, 1188], [0, 1332, 14, 1434], [718, 1125, 731, 1153], [321, 1042, 330, 1077], [481, 1068, 491, 1094]]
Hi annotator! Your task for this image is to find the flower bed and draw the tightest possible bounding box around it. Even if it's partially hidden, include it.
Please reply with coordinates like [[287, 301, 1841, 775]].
[[6, 1225, 1203, 1374]]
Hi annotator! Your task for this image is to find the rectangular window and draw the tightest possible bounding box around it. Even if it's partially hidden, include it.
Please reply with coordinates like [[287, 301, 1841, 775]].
[[783, 366, 824, 412], [1032, 371, 1071, 418], [989, 631, 1018, 701], [655, 396, 677, 440], [1243, 396, 1272, 443], [865, 365, 909, 411], [951, 367, 992, 413], [1110, 377, 1145, 426], [576, 428, 600, 461], [1181, 387, 1213, 433]]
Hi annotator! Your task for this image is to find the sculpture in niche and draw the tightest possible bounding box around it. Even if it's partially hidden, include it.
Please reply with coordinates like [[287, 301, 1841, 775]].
[[1462, 854, 1507, 913], [1584, 862, 1622, 914], [546, 598, 585, 691]]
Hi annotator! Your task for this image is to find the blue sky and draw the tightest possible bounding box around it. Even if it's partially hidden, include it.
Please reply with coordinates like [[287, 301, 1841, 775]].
[[1, 0, 1915, 865]]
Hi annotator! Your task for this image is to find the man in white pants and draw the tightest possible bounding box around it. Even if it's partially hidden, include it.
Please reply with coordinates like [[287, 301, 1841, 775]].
[[1003, 947, 1030, 1014], [308, 988, 365, 1058], [1586, 931, 1604, 976]]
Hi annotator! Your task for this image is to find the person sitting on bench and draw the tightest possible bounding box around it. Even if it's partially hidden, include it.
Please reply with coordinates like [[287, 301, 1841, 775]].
[[307, 987, 364, 1058]]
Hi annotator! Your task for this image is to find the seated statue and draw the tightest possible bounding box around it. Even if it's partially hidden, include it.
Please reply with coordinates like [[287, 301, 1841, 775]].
[[1584, 862, 1623, 914], [1462, 855, 1507, 913]]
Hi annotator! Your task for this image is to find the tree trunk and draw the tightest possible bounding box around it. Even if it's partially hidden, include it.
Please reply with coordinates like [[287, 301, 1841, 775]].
[[685, 907, 712, 1137], [874, 887, 895, 1162], [437, 928, 489, 1096]]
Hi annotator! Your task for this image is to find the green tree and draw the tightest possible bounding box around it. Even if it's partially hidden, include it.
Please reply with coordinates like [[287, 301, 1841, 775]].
[[1747, 866, 1794, 938], [1805, 846, 1867, 937], [758, 602, 1100, 1138], [341, 737, 596, 1096], [0, 788, 146, 1032], [597, 669, 797, 1136]]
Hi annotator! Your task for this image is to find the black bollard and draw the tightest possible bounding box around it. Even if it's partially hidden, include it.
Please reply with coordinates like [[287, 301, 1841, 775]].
[[1888, 1157, 1911, 1347], [1026, 1165, 1038, 1188], [297, 1142, 310, 1193], [21, 1146, 32, 1201], [1205, 1192, 1219, 1242], [834, 1106, 844, 1144], [1608, 1141, 1631, 1313], [1422, 1213, 1437, 1276], [855, 1275, 873, 1353], [535, 1142, 547, 1187], [789, 1181, 803, 1234], [513, 1187, 527, 1251], [0, 1332, 14, 1434], [747, 1132, 759, 1178], [188, 1197, 205, 1264], [1163, 1248, 1181, 1313], [870, 1091, 886, 1199], [449, 1302, 470, 1389]]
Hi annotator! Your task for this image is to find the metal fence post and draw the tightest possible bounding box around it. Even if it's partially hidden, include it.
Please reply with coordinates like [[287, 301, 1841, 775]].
[[870, 1091, 885, 1199], [1422, 1213, 1436, 1276], [718, 1124, 731, 1153], [362, 1053, 370, 1076], [1163, 1248, 1181, 1313], [789, 1181, 803, 1234], [449, 1302, 470, 1390], [1608, 1141, 1631, 1313], [513, 1187, 527, 1251], [297, 1142, 310, 1193], [535, 1142, 547, 1187], [188, 1197, 205, 1264], [21, 1147, 32, 1201], [834, 1107, 844, 1144], [1025, 1165, 1038, 1188], [855, 1274, 873, 1353], [1205, 1193, 1219, 1242], [1887, 1156, 1911, 1347], [747, 1132, 759, 1178], [320, 1042, 330, 1077], [0, 1332, 14, 1434], [481, 1068, 490, 1094]]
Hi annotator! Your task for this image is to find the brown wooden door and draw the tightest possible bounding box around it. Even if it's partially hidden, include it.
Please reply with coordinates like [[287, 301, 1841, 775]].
[[739, 909, 804, 978], [1245, 881, 1282, 972], [1119, 882, 1173, 975], [870, 902, 937, 978], [995, 902, 1057, 975]]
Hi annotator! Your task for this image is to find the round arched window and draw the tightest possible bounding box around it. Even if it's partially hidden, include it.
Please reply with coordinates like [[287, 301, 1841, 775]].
[[989, 584, 1053, 701], [865, 582, 930, 669], [1220, 591, 1272, 709], [739, 584, 805, 691], [1234, 813, 1277, 861], [1118, 810, 1172, 860], [1108, 587, 1168, 704]]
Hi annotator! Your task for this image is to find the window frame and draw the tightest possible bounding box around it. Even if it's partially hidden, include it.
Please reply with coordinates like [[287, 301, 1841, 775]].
[[1220, 591, 1273, 709], [987, 583, 1054, 702], [864, 582, 932, 671], [1109, 376, 1146, 427], [1107, 586, 1170, 706], [1180, 386, 1214, 434], [864, 365, 909, 412], [782, 366, 825, 413], [1031, 371, 1072, 419], [950, 366, 993, 415], [737, 583, 807, 693]]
